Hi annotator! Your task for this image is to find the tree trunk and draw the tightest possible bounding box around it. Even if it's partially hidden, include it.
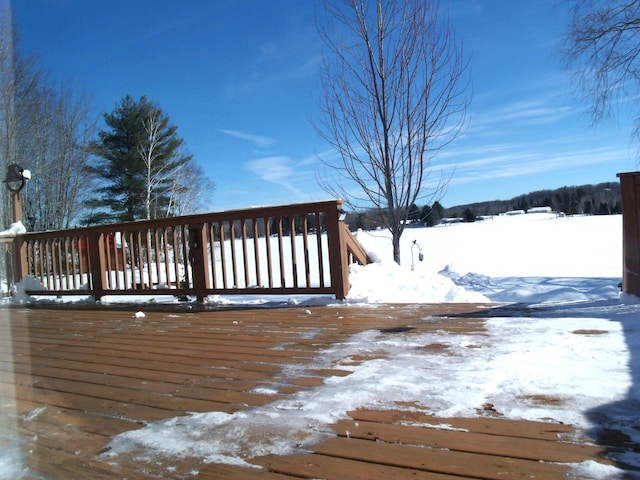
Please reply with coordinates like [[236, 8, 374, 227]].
[[392, 229, 401, 264]]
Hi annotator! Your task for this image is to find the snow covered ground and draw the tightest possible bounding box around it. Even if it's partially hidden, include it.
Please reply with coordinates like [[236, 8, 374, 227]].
[[5, 212, 640, 478]]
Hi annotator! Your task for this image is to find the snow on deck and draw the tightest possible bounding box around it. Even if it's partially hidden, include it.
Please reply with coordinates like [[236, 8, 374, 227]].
[[1, 303, 638, 479]]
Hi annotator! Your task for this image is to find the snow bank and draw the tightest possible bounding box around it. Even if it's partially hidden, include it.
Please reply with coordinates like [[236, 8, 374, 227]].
[[0, 221, 26, 236], [346, 260, 490, 303]]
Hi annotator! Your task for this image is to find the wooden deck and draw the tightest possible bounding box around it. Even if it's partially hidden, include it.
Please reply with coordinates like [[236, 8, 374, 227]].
[[0, 304, 627, 479]]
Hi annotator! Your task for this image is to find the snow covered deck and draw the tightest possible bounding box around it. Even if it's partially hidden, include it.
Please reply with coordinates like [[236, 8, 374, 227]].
[[0, 305, 626, 479]]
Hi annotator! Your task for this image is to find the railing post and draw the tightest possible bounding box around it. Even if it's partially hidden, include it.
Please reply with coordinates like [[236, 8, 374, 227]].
[[326, 200, 349, 300], [188, 223, 209, 302], [618, 171, 640, 296], [87, 231, 106, 301], [13, 236, 26, 285]]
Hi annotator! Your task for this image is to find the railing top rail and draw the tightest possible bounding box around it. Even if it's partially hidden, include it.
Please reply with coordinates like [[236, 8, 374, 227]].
[[14, 199, 344, 240]]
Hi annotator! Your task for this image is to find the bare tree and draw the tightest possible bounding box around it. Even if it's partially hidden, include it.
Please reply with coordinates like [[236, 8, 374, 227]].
[[315, 0, 470, 263], [25, 84, 95, 230], [0, 7, 95, 232], [0, 7, 40, 229], [167, 161, 214, 216], [562, 0, 640, 141]]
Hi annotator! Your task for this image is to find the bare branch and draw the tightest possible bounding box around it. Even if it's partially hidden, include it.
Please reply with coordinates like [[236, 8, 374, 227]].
[[562, 0, 640, 139]]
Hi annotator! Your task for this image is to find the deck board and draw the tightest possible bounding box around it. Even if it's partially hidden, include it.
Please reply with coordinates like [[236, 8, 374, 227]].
[[0, 304, 628, 479]]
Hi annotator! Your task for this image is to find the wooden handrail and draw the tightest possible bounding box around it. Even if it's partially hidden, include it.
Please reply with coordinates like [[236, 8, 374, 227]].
[[5, 200, 371, 302], [340, 222, 371, 267]]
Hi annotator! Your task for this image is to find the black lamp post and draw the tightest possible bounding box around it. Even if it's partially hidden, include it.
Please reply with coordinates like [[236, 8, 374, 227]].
[[4, 163, 30, 224]]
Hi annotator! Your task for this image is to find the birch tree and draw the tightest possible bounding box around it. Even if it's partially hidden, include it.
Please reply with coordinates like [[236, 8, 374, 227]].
[[315, 0, 470, 264], [137, 107, 184, 220]]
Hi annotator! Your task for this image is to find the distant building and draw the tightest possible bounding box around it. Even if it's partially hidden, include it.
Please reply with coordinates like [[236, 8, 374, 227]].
[[526, 206, 552, 214]]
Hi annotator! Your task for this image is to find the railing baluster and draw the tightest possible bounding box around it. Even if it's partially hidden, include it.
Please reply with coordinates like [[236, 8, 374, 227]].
[[171, 227, 180, 288], [179, 225, 190, 288], [161, 228, 171, 287], [252, 218, 261, 288], [290, 216, 298, 288], [302, 214, 311, 287], [264, 217, 274, 288], [241, 219, 249, 287], [229, 221, 238, 288], [145, 230, 153, 287], [219, 222, 228, 289], [44, 239, 51, 289], [315, 211, 325, 287], [277, 216, 285, 288], [208, 223, 218, 289], [153, 228, 161, 286]]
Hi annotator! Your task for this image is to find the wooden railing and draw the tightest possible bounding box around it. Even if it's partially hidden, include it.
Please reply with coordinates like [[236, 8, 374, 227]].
[[4, 200, 370, 301]]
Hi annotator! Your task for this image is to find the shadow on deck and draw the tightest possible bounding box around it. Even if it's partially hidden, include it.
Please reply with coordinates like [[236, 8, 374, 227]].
[[0, 303, 631, 479]]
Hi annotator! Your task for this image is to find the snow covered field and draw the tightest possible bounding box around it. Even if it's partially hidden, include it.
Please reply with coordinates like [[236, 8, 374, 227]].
[[5, 212, 640, 478]]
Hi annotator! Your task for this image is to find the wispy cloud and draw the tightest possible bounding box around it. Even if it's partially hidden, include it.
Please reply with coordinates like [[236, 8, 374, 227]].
[[245, 156, 307, 197], [469, 98, 574, 134], [219, 129, 276, 148], [449, 146, 629, 186]]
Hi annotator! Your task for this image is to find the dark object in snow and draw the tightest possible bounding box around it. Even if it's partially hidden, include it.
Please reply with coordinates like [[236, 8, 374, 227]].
[[379, 326, 415, 334]]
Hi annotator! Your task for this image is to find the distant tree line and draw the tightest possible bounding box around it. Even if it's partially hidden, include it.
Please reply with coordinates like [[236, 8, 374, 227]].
[[447, 182, 621, 220], [0, 14, 213, 232], [344, 182, 621, 228]]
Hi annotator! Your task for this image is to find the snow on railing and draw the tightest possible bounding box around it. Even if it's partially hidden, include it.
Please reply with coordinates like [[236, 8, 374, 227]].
[[5, 200, 370, 301]]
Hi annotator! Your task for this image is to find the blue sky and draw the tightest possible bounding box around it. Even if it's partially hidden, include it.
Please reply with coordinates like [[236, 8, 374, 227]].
[[10, 0, 637, 212]]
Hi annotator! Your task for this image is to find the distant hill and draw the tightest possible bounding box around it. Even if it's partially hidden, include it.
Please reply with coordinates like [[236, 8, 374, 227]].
[[344, 181, 622, 230], [445, 181, 621, 218]]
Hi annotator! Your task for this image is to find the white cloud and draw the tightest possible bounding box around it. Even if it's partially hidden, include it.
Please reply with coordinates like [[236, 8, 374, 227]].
[[245, 156, 307, 197], [449, 146, 629, 185], [470, 98, 574, 132], [219, 129, 275, 148]]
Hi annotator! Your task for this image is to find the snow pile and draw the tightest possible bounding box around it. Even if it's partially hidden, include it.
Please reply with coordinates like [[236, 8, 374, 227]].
[[0, 221, 26, 236], [346, 260, 490, 303], [8, 276, 45, 303]]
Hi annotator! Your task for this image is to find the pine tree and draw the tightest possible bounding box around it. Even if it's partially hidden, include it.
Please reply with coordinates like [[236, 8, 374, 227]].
[[84, 95, 193, 224]]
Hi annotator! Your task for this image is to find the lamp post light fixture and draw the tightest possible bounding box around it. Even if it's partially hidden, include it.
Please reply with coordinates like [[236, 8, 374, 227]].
[[4, 163, 31, 224], [4, 163, 30, 193], [411, 239, 424, 271]]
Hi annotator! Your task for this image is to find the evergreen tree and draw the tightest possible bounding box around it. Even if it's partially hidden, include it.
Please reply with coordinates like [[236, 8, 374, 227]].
[[84, 95, 193, 224], [420, 204, 433, 226], [430, 201, 445, 225], [408, 203, 421, 222], [462, 207, 476, 223]]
